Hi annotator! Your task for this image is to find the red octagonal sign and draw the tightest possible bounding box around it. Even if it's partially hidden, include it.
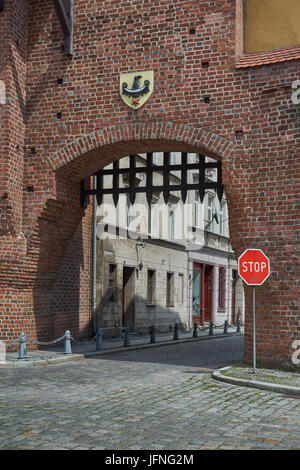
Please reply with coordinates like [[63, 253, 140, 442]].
[[238, 249, 270, 286]]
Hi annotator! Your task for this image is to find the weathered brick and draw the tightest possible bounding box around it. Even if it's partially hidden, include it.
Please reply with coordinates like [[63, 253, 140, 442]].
[[0, 0, 298, 366]]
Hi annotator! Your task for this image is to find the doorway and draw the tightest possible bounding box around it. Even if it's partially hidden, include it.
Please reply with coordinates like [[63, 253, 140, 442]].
[[192, 263, 213, 324], [192, 264, 202, 324], [231, 269, 238, 324], [203, 265, 213, 322], [122, 266, 136, 329]]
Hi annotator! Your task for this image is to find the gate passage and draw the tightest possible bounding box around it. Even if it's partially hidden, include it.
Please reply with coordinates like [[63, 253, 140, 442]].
[[80, 152, 223, 208]]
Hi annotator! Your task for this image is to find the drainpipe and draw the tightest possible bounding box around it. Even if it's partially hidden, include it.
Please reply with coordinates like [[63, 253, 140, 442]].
[[92, 175, 97, 336], [187, 256, 192, 331], [227, 255, 231, 325]]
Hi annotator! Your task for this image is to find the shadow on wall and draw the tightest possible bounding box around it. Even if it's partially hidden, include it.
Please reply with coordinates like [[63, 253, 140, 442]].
[[49, 217, 85, 340], [95, 285, 190, 339], [31, 187, 190, 345], [31, 177, 92, 344]]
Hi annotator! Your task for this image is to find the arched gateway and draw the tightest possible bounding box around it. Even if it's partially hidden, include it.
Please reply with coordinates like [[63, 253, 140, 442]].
[[0, 0, 299, 368]]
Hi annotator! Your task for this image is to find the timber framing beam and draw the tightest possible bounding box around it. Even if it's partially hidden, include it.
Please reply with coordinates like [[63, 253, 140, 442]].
[[53, 0, 74, 56]]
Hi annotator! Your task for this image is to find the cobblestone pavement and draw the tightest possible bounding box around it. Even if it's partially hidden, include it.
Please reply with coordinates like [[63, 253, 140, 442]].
[[0, 336, 299, 450]]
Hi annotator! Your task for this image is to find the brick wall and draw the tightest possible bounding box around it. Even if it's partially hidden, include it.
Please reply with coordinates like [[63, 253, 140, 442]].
[[0, 0, 298, 366]]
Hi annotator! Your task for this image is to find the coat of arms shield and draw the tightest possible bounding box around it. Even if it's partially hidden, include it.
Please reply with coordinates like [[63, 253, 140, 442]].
[[120, 71, 154, 110]]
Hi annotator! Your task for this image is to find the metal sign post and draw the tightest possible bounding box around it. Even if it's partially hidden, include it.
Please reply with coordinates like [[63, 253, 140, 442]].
[[252, 286, 256, 374], [238, 249, 270, 375]]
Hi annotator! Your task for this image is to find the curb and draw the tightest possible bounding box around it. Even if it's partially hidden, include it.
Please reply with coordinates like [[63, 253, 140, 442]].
[[1, 354, 84, 367], [1, 332, 243, 366], [84, 332, 243, 358], [212, 366, 300, 397]]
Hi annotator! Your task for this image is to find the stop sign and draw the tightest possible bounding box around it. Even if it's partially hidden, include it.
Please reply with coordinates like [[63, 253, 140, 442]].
[[238, 249, 270, 286]]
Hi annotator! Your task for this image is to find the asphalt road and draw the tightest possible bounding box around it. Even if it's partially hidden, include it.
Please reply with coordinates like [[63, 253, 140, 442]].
[[103, 334, 244, 369]]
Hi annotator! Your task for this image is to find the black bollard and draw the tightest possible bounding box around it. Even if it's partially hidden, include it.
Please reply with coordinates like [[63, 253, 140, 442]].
[[236, 318, 241, 333], [193, 322, 198, 338], [173, 323, 179, 340], [149, 325, 156, 344], [223, 320, 228, 335], [124, 327, 130, 347], [209, 321, 214, 336]]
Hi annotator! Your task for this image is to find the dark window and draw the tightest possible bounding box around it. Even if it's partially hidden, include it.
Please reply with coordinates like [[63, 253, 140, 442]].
[[218, 267, 226, 309], [108, 264, 116, 302], [147, 270, 156, 305], [179, 273, 184, 305], [166, 272, 174, 307]]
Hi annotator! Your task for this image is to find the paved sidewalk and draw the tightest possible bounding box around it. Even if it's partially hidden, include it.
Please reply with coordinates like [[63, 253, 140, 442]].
[[213, 366, 300, 397], [0, 336, 299, 450], [2, 326, 242, 367]]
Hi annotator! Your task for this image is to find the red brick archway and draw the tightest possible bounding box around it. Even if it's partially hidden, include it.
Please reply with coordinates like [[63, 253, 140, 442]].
[[0, 0, 298, 369], [50, 121, 234, 179], [2, 121, 239, 349], [46, 121, 238, 346], [50, 127, 300, 369], [1, 120, 298, 369]]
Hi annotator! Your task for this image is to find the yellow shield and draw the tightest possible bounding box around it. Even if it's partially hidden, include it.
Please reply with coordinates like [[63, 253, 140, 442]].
[[120, 71, 154, 110]]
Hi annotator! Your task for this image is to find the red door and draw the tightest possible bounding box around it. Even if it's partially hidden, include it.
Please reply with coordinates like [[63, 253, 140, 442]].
[[203, 265, 213, 322]]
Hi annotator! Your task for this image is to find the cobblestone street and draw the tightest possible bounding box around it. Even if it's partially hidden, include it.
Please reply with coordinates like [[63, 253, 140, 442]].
[[0, 336, 299, 450]]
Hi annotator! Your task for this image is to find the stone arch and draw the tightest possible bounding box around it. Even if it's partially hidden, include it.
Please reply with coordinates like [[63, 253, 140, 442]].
[[49, 121, 235, 180], [34, 120, 239, 343]]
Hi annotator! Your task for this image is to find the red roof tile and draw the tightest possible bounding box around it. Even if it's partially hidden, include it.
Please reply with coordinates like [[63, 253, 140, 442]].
[[236, 45, 300, 68]]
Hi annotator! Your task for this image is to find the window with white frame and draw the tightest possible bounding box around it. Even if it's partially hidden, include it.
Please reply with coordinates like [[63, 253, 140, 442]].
[[152, 152, 160, 165], [219, 200, 226, 235], [194, 191, 201, 227], [126, 194, 135, 229], [168, 207, 175, 241], [148, 202, 159, 237], [207, 195, 215, 232], [169, 152, 176, 165], [148, 204, 152, 236]]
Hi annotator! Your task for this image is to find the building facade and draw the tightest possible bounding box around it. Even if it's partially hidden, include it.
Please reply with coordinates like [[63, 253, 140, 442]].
[[95, 152, 244, 336]]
